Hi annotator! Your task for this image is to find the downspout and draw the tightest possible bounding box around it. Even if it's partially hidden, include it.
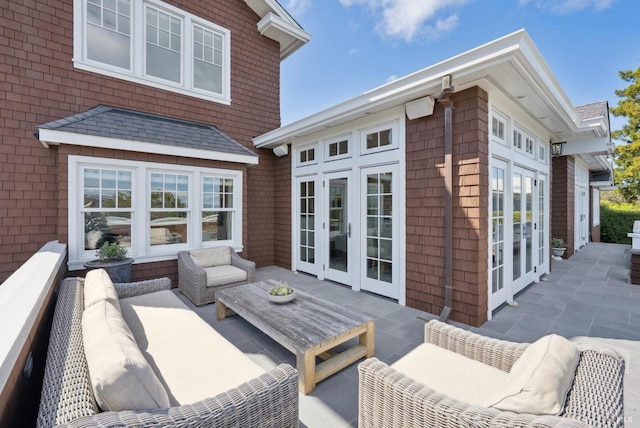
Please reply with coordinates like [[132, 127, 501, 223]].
[[437, 76, 454, 322]]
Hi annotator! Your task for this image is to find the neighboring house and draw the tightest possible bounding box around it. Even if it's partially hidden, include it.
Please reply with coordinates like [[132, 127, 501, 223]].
[[0, 0, 310, 282], [254, 30, 613, 327]]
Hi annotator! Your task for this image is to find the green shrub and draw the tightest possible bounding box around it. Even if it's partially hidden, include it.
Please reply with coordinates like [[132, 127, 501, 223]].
[[600, 201, 640, 244], [97, 242, 128, 262]]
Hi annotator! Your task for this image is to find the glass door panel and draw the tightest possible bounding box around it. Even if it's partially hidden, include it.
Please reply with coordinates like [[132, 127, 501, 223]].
[[512, 167, 536, 294], [325, 172, 351, 284], [490, 162, 507, 311], [361, 165, 398, 299], [296, 177, 317, 274]]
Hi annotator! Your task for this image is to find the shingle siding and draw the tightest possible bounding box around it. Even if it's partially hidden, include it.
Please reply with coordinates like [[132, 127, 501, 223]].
[[0, 0, 283, 282], [405, 86, 489, 327]]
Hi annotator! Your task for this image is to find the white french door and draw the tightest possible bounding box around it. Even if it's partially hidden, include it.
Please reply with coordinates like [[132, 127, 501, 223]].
[[324, 171, 352, 284], [295, 176, 317, 275], [512, 166, 536, 295], [360, 165, 399, 299], [490, 161, 507, 311]]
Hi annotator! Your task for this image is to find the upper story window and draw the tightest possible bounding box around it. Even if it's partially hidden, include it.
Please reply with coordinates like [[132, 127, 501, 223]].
[[514, 125, 536, 158], [75, 0, 231, 104]]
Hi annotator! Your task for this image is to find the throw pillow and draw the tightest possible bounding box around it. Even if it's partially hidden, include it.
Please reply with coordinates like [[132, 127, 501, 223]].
[[82, 300, 170, 411], [486, 334, 580, 415], [84, 268, 120, 311]]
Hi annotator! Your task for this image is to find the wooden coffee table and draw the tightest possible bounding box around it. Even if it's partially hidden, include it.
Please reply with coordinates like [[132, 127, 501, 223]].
[[216, 281, 375, 394]]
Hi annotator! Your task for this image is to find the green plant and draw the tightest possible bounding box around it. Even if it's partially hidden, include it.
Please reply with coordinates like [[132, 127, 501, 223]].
[[96, 241, 128, 262], [552, 238, 566, 248], [600, 200, 640, 244], [268, 282, 293, 296]]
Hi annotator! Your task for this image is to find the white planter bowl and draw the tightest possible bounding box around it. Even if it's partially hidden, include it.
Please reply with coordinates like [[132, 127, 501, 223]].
[[268, 290, 296, 304]]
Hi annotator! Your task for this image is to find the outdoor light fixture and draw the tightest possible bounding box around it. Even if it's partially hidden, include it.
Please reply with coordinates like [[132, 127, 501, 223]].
[[551, 141, 565, 157]]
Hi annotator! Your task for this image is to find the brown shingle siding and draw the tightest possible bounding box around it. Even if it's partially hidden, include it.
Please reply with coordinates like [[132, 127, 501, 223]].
[[405, 86, 489, 327], [0, 0, 283, 281]]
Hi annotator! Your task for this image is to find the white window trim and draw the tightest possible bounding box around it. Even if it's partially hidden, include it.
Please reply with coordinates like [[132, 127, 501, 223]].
[[68, 155, 243, 270], [360, 121, 399, 155], [73, 0, 231, 105], [491, 110, 509, 147]]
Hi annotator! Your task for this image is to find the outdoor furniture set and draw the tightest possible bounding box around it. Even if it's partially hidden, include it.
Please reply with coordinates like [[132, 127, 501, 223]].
[[37, 246, 625, 427]]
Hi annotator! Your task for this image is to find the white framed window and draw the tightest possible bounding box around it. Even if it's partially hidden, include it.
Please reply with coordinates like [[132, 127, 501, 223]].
[[74, 0, 231, 104], [325, 135, 350, 161], [514, 124, 536, 158], [68, 155, 243, 269], [525, 135, 535, 156], [513, 129, 523, 150], [361, 121, 398, 155], [296, 144, 317, 167], [538, 142, 547, 164], [491, 111, 508, 146]]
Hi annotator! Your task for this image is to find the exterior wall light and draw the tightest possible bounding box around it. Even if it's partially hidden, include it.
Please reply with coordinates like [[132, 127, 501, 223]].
[[551, 141, 565, 157]]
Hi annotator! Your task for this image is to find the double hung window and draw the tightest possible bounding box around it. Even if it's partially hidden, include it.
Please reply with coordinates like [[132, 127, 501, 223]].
[[70, 156, 242, 269], [75, 0, 231, 103]]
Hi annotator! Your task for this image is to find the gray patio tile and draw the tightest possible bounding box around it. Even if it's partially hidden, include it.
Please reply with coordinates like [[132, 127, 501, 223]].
[[507, 300, 562, 320], [387, 317, 428, 345], [565, 300, 631, 324], [555, 310, 594, 329], [548, 322, 590, 339], [504, 315, 554, 342], [482, 311, 524, 335]]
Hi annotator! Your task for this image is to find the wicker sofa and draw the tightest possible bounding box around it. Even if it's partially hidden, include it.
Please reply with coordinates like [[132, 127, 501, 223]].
[[359, 320, 625, 428], [178, 246, 255, 306], [37, 271, 298, 428]]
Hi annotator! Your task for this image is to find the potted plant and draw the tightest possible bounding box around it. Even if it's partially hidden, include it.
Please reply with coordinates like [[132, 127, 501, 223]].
[[552, 237, 566, 259], [267, 282, 296, 304], [84, 241, 134, 282]]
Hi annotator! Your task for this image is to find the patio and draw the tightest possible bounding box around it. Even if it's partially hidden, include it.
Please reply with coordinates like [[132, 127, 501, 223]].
[[171, 242, 639, 427]]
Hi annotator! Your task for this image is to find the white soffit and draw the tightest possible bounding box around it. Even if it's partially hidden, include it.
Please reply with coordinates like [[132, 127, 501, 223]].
[[244, 0, 311, 60], [253, 29, 599, 149]]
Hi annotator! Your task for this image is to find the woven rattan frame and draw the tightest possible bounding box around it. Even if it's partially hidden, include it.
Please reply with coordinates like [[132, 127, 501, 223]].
[[358, 319, 625, 428], [178, 247, 255, 306], [37, 276, 298, 428]]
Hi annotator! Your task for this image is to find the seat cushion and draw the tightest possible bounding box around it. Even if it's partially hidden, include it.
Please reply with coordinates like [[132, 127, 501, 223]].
[[84, 268, 120, 311], [190, 247, 231, 268], [486, 334, 580, 415], [204, 265, 247, 287], [391, 343, 509, 406], [120, 290, 266, 406], [82, 300, 170, 411]]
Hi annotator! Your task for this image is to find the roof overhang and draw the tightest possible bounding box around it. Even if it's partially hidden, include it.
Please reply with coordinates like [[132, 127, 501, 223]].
[[39, 129, 260, 165], [244, 0, 311, 60], [253, 29, 610, 162]]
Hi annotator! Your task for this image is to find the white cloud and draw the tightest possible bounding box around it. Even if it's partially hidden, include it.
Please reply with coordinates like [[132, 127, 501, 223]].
[[347, 48, 359, 55], [340, 0, 470, 43], [520, 0, 616, 13], [286, 0, 311, 16], [386, 74, 399, 83]]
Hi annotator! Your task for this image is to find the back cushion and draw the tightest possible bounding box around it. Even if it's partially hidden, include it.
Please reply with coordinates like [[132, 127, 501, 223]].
[[84, 268, 120, 311], [190, 247, 231, 268], [82, 300, 170, 411], [486, 334, 580, 415]]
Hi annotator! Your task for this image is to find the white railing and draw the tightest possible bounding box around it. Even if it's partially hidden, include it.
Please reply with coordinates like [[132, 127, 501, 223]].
[[0, 241, 66, 395]]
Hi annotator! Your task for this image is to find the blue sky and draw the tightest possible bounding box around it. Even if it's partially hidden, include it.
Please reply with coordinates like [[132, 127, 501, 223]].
[[279, 0, 640, 133]]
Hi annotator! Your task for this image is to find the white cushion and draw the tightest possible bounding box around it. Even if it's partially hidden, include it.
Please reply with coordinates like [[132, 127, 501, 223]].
[[204, 265, 247, 287], [486, 334, 580, 415], [392, 343, 509, 406], [84, 268, 120, 311], [190, 247, 231, 268], [82, 300, 170, 411], [120, 290, 266, 405]]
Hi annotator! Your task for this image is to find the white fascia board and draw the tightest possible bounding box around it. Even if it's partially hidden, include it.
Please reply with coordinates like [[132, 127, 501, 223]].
[[563, 136, 611, 156], [39, 129, 259, 165], [257, 13, 311, 60], [254, 31, 529, 148]]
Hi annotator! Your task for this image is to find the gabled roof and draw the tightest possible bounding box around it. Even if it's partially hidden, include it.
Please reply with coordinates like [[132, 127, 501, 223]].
[[576, 101, 608, 121], [38, 105, 258, 165], [244, 0, 311, 60]]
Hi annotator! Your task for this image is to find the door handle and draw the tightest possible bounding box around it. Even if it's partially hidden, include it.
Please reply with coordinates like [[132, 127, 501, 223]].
[[347, 223, 351, 238]]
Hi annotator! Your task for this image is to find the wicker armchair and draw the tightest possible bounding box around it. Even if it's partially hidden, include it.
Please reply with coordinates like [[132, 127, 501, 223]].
[[178, 246, 255, 306], [359, 320, 625, 428], [37, 276, 298, 428]]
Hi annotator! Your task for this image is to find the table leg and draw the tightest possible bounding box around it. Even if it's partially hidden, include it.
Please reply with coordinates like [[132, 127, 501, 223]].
[[216, 299, 227, 320], [360, 320, 375, 357], [297, 351, 316, 394]]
